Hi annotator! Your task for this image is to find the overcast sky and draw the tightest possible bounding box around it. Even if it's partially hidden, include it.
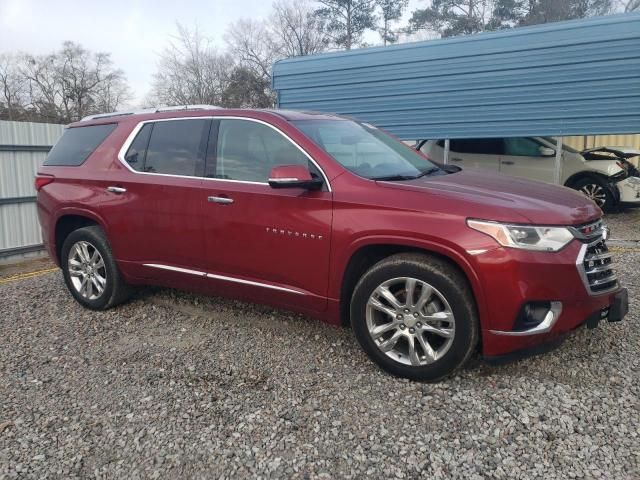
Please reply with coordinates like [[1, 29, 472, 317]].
[[0, 0, 421, 105], [0, 0, 278, 104]]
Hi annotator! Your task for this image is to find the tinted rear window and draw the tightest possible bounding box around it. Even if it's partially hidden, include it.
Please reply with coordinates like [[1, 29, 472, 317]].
[[44, 124, 117, 166]]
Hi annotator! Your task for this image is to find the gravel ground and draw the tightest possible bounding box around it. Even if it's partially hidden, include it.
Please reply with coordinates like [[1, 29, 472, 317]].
[[1, 253, 638, 479], [604, 208, 640, 242]]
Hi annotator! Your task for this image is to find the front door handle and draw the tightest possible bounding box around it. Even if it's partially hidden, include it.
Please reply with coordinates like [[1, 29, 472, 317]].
[[106, 186, 127, 194], [501, 160, 515, 165], [208, 196, 234, 205]]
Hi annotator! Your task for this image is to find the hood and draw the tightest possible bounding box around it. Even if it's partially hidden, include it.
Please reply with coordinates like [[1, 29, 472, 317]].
[[377, 168, 601, 226], [582, 146, 640, 160]]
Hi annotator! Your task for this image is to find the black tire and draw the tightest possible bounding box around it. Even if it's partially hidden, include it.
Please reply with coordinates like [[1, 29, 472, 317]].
[[571, 176, 616, 212], [350, 253, 479, 382], [60, 225, 133, 310]]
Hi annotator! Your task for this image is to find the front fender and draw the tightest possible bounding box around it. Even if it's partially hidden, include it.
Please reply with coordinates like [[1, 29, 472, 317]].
[[328, 233, 490, 333]]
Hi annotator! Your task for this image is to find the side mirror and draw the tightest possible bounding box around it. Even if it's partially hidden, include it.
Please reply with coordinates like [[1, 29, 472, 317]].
[[539, 146, 555, 157], [268, 165, 323, 190]]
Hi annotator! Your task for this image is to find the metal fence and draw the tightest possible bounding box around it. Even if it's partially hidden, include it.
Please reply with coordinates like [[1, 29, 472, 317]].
[[0, 120, 65, 261]]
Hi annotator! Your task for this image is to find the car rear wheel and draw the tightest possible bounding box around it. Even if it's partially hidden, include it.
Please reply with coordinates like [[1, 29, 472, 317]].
[[350, 253, 478, 381], [61, 226, 132, 310], [572, 176, 615, 212]]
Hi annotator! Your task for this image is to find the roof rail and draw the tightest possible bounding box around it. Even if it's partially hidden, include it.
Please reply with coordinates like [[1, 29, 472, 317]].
[[155, 104, 222, 113], [81, 104, 222, 122]]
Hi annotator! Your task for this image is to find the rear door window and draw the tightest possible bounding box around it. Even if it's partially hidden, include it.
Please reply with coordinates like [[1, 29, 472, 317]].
[[449, 139, 504, 155], [44, 124, 117, 166], [123, 124, 152, 171], [143, 119, 209, 176]]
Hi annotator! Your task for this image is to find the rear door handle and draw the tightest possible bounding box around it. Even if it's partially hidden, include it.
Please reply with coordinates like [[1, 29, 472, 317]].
[[106, 186, 127, 194], [208, 196, 234, 205], [450, 157, 463, 162]]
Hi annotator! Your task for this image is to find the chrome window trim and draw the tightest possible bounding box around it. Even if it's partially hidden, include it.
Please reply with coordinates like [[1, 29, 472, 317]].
[[117, 116, 332, 192], [143, 263, 306, 295]]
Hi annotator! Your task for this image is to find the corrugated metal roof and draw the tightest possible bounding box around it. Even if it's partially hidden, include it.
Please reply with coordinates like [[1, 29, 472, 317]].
[[273, 13, 640, 140]]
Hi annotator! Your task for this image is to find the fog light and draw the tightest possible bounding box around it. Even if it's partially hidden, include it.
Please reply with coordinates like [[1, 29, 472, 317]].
[[490, 301, 562, 336], [516, 302, 553, 331]]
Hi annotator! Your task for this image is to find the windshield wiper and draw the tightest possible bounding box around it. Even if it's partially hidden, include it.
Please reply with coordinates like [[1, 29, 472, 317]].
[[372, 167, 441, 182], [414, 167, 441, 178], [371, 174, 418, 181]]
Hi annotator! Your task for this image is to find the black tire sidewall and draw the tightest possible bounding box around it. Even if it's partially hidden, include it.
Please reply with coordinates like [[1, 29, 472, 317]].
[[351, 257, 477, 381], [573, 176, 615, 212], [61, 226, 117, 310]]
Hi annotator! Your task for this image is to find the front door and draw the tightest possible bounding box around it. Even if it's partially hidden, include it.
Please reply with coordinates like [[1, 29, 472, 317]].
[[104, 118, 211, 279], [202, 118, 333, 312], [499, 137, 556, 183], [447, 138, 503, 171]]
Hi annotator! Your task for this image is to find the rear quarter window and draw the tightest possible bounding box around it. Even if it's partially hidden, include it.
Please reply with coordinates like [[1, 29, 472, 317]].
[[44, 124, 117, 166]]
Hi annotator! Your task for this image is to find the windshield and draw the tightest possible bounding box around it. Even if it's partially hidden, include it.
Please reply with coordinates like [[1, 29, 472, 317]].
[[292, 119, 439, 180], [540, 136, 580, 154]]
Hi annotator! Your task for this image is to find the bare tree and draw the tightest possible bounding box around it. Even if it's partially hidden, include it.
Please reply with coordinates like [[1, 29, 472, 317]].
[[269, 0, 328, 57], [620, 0, 640, 10], [0, 54, 27, 121], [221, 66, 275, 108], [151, 23, 234, 106], [225, 19, 278, 81], [17, 41, 130, 123]]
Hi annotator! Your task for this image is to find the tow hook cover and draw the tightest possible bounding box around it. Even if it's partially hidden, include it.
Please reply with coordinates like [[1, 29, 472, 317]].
[[608, 288, 629, 322]]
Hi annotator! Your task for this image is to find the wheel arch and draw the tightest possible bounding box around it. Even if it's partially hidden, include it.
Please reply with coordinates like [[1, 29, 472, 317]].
[[564, 171, 620, 204], [337, 237, 486, 328], [53, 208, 108, 265]]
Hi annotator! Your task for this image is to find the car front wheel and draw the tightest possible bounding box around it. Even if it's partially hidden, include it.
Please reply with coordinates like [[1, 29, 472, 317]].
[[350, 253, 479, 381], [572, 176, 615, 212]]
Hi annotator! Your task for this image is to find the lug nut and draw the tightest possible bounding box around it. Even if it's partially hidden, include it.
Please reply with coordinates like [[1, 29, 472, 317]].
[[413, 312, 419, 318], [416, 322, 422, 327], [400, 324, 406, 329], [409, 328, 415, 334], [396, 314, 403, 320], [404, 308, 410, 313]]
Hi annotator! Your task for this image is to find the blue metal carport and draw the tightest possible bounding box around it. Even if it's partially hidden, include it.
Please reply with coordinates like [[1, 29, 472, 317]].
[[272, 13, 640, 142]]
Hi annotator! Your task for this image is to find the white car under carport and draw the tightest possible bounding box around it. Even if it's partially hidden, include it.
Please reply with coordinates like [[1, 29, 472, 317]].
[[418, 137, 640, 211]]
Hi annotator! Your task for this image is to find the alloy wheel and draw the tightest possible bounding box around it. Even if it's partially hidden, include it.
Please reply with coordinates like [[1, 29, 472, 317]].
[[365, 277, 455, 366], [580, 183, 607, 207], [68, 240, 107, 300]]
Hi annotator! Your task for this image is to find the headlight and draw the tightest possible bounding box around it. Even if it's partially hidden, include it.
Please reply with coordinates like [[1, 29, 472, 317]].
[[467, 219, 574, 252]]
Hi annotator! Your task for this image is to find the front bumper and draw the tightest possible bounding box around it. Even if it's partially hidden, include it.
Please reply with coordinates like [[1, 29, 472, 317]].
[[483, 288, 628, 363], [469, 239, 627, 357], [617, 176, 640, 203]]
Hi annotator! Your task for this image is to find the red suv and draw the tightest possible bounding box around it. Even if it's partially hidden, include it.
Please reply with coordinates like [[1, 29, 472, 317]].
[[36, 106, 628, 381]]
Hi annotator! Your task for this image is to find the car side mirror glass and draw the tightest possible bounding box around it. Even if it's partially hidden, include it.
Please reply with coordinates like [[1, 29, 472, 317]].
[[268, 165, 323, 190], [539, 146, 555, 157]]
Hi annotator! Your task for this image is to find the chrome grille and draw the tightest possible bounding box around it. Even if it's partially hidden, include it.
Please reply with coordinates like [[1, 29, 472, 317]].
[[577, 231, 617, 294], [569, 219, 604, 241]]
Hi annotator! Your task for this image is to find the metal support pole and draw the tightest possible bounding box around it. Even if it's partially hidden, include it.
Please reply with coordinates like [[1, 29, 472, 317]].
[[443, 139, 450, 165], [554, 136, 563, 184]]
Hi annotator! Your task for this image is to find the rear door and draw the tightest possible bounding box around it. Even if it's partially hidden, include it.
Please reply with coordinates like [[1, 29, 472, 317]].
[[103, 118, 211, 278], [447, 139, 502, 171], [499, 137, 556, 183], [201, 118, 333, 312]]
